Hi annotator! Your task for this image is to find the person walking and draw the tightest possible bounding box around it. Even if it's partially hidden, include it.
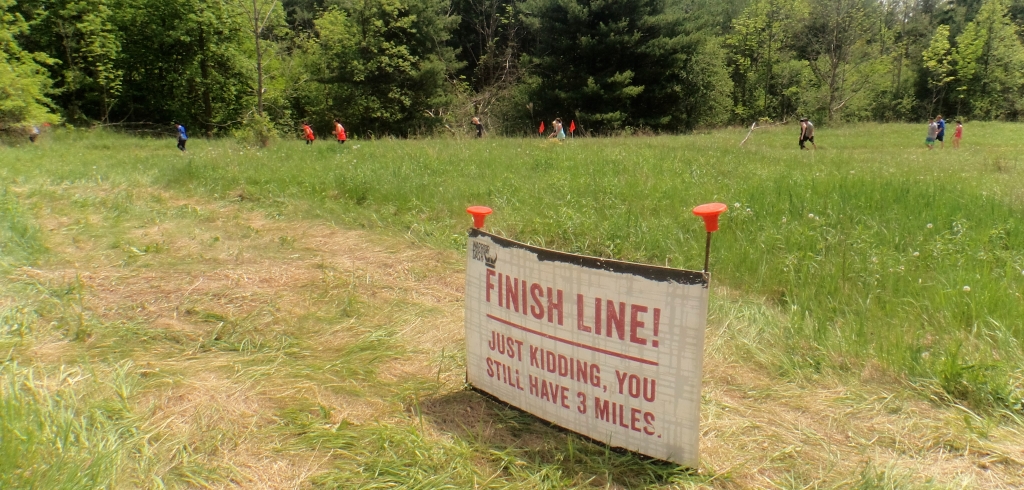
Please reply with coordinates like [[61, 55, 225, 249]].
[[471, 116, 483, 138], [302, 122, 315, 145], [29, 125, 40, 143], [174, 122, 188, 152], [334, 119, 346, 144], [953, 120, 963, 149], [925, 118, 939, 150], [935, 115, 946, 149], [799, 118, 816, 150]]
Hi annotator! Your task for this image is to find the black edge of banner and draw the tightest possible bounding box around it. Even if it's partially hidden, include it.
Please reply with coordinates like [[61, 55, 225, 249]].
[[468, 228, 707, 287]]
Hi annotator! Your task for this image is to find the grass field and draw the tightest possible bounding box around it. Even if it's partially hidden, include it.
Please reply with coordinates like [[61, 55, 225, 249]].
[[1, 124, 1022, 488]]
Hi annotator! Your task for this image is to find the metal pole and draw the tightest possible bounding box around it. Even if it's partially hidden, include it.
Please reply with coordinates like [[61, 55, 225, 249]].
[[703, 231, 712, 273]]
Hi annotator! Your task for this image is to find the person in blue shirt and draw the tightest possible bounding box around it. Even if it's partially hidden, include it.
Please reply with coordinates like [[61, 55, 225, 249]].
[[174, 122, 188, 152], [934, 115, 945, 149]]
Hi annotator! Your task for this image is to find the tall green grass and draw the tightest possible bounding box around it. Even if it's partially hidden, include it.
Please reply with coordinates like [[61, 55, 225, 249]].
[[2, 125, 1023, 412], [0, 185, 155, 488], [0, 188, 46, 269], [0, 362, 149, 488]]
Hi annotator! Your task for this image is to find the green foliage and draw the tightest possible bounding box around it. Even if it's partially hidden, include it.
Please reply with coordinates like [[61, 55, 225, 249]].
[[952, 0, 1024, 119], [110, 0, 251, 133], [449, 0, 524, 91], [520, 0, 732, 133], [43, 0, 123, 123], [0, 187, 45, 268], [726, 0, 808, 121], [0, 362, 145, 489], [13, 0, 1024, 134], [293, 0, 463, 136], [935, 344, 1023, 413], [233, 112, 278, 147], [801, 0, 888, 122], [0, 0, 56, 129], [922, 24, 954, 112]]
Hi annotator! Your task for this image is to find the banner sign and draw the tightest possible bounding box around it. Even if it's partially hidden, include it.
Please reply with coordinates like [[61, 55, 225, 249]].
[[464, 228, 710, 467]]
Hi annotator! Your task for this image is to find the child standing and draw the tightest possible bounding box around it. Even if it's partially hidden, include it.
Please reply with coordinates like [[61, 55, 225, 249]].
[[953, 120, 962, 149], [303, 122, 315, 145], [925, 118, 938, 150]]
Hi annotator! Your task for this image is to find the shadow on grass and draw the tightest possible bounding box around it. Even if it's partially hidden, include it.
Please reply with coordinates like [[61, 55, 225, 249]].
[[417, 388, 716, 488]]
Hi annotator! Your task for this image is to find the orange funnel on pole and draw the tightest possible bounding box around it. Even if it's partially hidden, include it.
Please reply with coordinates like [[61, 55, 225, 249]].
[[692, 202, 728, 232], [692, 202, 727, 275], [466, 206, 493, 229]]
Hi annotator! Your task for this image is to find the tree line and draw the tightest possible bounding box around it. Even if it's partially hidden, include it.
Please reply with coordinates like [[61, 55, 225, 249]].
[[3, 0, 1024, 138]]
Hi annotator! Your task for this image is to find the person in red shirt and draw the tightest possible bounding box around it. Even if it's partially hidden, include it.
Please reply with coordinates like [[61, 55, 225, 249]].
[[953, 120, 963, 149], [302, 122, 315, 145], [333, 119, 346, 144]]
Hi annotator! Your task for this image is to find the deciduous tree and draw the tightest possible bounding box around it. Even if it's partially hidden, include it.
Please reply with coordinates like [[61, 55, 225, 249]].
[[0, 0, 56, 129], [922, 23, 954, 115], [952, 0, 1024, 118], [296, 0, 462, 136], [726, 0, 807, 120]]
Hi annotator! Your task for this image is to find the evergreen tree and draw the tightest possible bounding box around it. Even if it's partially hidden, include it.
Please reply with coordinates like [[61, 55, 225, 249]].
[[520, 0, 731, 133]]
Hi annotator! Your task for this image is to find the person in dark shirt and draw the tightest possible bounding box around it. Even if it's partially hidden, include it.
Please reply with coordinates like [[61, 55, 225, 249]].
[[472, 117, 483, 138], [935, 115, 946, 149]]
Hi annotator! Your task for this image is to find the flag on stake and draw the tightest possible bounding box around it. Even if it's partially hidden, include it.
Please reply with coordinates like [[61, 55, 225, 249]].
[[569, 120, 576, 133], [539, 121, 545, 134]]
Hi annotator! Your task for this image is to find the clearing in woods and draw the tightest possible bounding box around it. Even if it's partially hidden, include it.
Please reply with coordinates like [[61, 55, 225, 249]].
[[2, 183, 1021, 488]]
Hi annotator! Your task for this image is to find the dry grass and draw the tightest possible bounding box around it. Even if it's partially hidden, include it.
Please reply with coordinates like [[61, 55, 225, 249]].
[[4, 182, 1023, 488], [701, 292, 1024, 488]]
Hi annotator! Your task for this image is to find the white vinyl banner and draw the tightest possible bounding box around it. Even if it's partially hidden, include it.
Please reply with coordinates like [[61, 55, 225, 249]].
[[464, 229, 710, 467]]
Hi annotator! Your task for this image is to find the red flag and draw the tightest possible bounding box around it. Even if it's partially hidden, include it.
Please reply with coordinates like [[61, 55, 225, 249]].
[[539, 121, 545, 134], [569, 120, 576, 133]]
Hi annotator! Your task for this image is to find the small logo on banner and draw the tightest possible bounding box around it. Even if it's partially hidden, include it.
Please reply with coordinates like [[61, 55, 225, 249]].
[[472, 241, 497, 268]]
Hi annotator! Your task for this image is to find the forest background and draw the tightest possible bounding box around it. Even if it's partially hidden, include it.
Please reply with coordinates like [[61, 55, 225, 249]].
[[4, 0, 1024, 139]]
